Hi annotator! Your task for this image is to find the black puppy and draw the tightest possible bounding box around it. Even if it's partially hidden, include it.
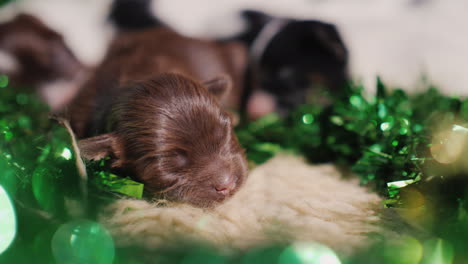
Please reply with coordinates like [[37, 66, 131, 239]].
[[232, 10, 349, 119]]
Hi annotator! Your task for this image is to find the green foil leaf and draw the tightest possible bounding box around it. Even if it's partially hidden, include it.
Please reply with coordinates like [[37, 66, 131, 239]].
[[94, 171, 144, 199]]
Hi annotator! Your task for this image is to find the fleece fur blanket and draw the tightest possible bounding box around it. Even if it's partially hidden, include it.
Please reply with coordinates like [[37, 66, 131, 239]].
[[101, 154, 383, 256]]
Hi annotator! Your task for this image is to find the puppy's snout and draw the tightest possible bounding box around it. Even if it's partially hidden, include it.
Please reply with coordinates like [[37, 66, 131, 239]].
[[214, 175, 236, 196]]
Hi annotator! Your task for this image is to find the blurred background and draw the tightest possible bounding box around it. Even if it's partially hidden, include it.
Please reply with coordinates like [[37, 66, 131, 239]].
[[1, 0, 467, 95]]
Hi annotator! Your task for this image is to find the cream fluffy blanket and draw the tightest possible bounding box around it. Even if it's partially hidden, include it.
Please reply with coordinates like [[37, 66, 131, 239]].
[[101, 154, 382, 256]]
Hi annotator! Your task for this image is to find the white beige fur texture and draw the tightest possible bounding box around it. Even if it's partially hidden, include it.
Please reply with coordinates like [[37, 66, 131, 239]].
[[101, 154, 382, 256]]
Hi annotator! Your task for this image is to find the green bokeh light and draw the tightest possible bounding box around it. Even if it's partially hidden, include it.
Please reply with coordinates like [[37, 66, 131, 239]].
[[16, 94, 29, 105], [383, 236, 423, 264], [2, 130, 13, 141], [0, 75, 8, 88], [52, 220, 115, 264], [420, 239, 454, 264], [61, 148, 73, 160], [278, 242, 341, 264], [302, 114, 314, 125], [349, 95, 363, 108], [0, 185, 16, 255], [380, 122, 390, 131]]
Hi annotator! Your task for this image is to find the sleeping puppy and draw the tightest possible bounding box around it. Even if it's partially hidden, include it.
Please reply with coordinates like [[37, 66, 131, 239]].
[[231, 10, 350, 119], [0, 3, 247, 208], [68, 6, 248, 208], [0, 14, 85, 110]]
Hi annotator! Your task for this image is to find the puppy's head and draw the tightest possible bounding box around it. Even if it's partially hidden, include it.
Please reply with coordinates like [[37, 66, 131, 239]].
[[79, 73, 248, 208], [0, 14, 82, 86], [243, 14, 349, 119]]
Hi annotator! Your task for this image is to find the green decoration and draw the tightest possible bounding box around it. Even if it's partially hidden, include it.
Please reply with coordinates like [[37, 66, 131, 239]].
[[383, 236, 423, 264], [2, 72, 468, 263], [51, 220, 115, 264], [0, 75, 8, 88], [241, 246, 284, 264], [32, 226, 59, 263], [91, 170, 144, 199], [32, 164, 65, 214], [180, 248, 227, 264], [278, 242, 341, 264], [236, 84, 468, 202], [420, 239, 454, 264], [0, 185, 16, 254], [0, 157, 17, 198]]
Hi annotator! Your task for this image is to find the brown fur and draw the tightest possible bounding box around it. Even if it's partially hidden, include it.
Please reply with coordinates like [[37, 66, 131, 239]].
[[0, 14, 86, 110], [0, 14, 82, 87], [68, 27, 248, 208], [69, 27, 246, 137]]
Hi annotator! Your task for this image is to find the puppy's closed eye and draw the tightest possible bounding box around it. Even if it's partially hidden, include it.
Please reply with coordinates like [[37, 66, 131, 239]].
[[155, 150, 189, 172], [171, 150, 189, 168]]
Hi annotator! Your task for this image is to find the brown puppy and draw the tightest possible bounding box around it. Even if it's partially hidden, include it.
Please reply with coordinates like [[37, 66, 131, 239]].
[[68, 27, 248, 207], [0, 14, 85, 109]]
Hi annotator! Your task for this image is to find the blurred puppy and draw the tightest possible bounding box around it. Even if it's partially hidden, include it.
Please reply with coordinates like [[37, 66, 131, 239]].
[[231, 10, 349, 119], [0, 14, 85, 110], [109, 2, 349, 120]]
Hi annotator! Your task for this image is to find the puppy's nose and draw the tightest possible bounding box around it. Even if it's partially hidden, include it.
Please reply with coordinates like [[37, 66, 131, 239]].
[[215, 187, 229, 195], [214, 176, 236, 195]]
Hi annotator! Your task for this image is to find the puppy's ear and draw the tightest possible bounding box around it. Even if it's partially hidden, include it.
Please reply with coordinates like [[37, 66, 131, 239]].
[[203, 75, 232, 101], [241, 10, 273, 30], [309, 22, 348, 63], [78, 133, 125, 167]]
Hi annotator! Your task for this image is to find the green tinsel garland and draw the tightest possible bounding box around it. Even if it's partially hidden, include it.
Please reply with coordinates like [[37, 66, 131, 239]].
[[2, 74, 468, 263], [237, 79, 468, 201]]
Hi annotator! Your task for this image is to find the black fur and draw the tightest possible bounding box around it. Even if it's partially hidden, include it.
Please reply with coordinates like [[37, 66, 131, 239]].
[[109, 0, 163, 30], [235, 10, 272, 44], [234, 10, 350, 116]]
